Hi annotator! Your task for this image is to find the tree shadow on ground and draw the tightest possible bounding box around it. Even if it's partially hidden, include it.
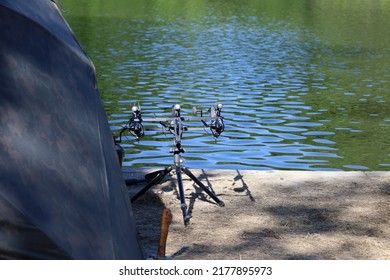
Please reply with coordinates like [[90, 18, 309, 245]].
[[128, 169, 390, 259]]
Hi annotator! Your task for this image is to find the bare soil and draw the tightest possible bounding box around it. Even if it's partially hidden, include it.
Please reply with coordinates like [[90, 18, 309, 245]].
[[124, 168, 390, 260]]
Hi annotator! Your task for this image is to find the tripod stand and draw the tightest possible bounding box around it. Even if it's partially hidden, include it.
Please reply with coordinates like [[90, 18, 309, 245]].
[[130, 108, 225, 225]]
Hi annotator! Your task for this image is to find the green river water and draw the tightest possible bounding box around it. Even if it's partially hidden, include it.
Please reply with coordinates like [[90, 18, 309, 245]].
[[61, 0, 390, 171]]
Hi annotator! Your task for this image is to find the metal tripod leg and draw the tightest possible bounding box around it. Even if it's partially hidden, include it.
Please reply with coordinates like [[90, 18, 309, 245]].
[[130, 165, 223, 226], [181, 167, 225, 207], [175, 165, 192, 225], [131, 166, 172, 203]]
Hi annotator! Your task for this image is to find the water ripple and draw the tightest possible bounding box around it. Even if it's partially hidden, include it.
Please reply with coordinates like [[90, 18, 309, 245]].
[[86, 4, 390, 171]]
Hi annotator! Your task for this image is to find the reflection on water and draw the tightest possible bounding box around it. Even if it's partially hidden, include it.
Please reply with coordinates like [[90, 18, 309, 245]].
[[62, 0, 390, 170]]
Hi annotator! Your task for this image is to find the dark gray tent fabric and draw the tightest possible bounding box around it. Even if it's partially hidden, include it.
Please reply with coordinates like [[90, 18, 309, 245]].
[[0, 0, 143, 259]]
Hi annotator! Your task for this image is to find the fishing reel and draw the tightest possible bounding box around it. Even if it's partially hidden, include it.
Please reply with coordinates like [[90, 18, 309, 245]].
[[114, 105, 144, 166], [165, 104, 187, 143], [128, 105, 144, 138], [117, 104, 144, 142], [202, 103, 224, 138]]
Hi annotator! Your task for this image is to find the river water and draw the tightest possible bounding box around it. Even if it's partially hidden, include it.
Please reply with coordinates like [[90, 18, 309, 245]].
[[62, 0, 390, 170]]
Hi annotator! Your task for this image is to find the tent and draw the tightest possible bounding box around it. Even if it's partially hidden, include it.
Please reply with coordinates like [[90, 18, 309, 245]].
[[0, 0, 143, 259]]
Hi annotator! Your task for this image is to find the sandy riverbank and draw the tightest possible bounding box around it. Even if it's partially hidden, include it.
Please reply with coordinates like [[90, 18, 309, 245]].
[[123, 168, 390, 260]]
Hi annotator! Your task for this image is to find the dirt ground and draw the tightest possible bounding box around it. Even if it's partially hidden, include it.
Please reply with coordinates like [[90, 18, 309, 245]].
[[123, 168, 390, 260]]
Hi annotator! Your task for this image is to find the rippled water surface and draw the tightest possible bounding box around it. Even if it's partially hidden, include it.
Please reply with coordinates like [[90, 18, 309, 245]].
[[62, 0, 390, 170]]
